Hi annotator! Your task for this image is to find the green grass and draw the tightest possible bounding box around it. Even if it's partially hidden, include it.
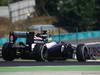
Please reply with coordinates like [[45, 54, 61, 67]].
[[0, 66, 100, 72]]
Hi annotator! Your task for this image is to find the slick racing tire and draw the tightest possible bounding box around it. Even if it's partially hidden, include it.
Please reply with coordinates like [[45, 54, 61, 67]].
[[33, 43, 48, 62], [76, 44, 90, 62], [2, 43, 16, 61]]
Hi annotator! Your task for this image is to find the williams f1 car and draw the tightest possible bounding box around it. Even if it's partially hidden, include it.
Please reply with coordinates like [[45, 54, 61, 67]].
[[2, 31, 100, 62]]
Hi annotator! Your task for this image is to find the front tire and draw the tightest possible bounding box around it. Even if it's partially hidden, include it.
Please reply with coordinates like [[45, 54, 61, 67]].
[[2, 43, 16, 61], [76, 44, 89, 62]]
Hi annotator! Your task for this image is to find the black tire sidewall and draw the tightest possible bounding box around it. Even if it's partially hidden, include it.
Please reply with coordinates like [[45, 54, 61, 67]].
[[33, 43, 48, 62], [76, 44, 87, 62], [2, 43, 15, 61]]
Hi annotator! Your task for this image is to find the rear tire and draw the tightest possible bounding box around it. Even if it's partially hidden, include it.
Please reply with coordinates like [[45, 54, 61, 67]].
[[76, 44, 89, 62], [2, 43, 16, 61], [33, 43, 48, 62]]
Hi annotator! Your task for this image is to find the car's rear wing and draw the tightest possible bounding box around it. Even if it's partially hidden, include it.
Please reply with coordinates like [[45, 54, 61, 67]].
[[9, 31, 34, 43]]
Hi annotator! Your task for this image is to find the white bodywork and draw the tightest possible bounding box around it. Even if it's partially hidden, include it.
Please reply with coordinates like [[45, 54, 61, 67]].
[[46, 42, 57, 49], [31, 44, 36, 51], [31, 42, 57, 51]]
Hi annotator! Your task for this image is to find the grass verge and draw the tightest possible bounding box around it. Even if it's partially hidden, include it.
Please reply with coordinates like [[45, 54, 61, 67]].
[[0, 66, 100, 72]]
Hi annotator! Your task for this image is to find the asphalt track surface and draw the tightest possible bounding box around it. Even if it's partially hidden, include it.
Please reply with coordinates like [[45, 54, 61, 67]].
[[0, 58, 100, 67]]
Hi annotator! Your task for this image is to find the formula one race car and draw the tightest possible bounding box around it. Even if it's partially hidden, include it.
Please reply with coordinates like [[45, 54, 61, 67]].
[[2, 31, 98, 62]]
